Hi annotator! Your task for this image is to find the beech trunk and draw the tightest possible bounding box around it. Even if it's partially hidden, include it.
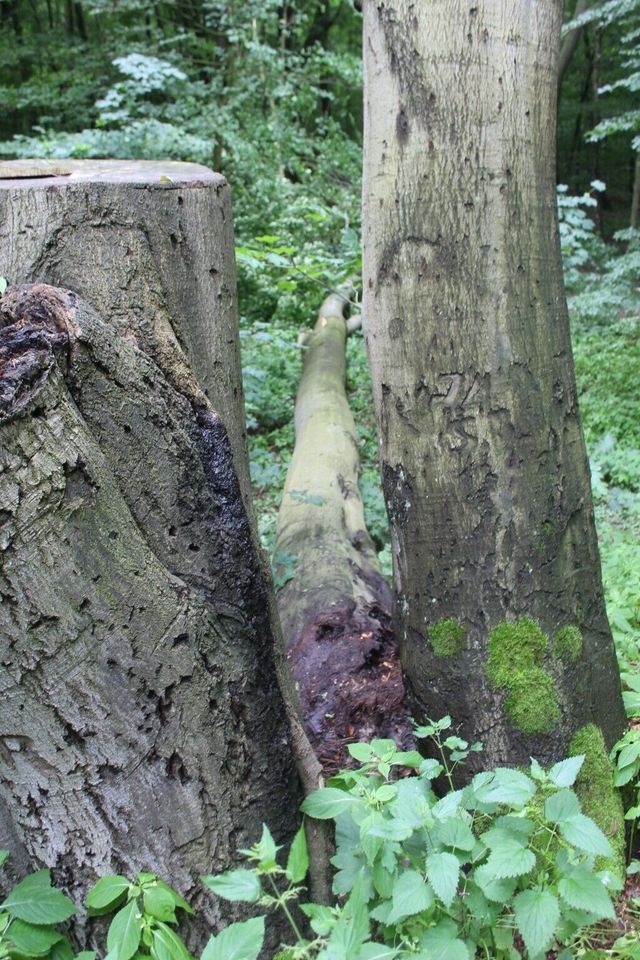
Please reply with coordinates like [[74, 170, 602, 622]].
[[362, 3, 625, 768]]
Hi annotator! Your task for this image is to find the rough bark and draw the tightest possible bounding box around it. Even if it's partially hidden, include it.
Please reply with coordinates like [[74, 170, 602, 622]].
[[362, 2, 625, 771], [0, 159, 254, 520], [0, 162, 301, 943], [274, 291, 409, 774]]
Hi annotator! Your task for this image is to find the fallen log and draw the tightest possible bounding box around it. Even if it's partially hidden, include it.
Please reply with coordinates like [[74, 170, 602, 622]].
[[274, 290, 411, 773]]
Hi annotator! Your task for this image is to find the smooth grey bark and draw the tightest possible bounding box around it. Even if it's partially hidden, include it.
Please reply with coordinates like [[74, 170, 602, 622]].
[[362, 2, 625, 769], [274, 292, 399, 761], [0, 163, 302, 943], [275, 291, 390, 652]]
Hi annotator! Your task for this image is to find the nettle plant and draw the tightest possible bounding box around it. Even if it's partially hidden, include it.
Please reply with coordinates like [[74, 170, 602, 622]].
[[206, 718, 621, 960]]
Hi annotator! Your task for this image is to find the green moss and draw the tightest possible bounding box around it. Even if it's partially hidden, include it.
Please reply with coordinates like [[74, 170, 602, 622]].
[[503, 669, 561, 734], [485, 618, 560, 734], [569, 724, 626, 879], [430, 618, 467, 657], [553, 625, 583, 662]]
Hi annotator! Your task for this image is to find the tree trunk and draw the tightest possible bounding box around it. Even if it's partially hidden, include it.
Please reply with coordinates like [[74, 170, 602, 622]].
[[0, 161, 300, 943], [274, 291, 408, 772], [362, 2, 625, 774]]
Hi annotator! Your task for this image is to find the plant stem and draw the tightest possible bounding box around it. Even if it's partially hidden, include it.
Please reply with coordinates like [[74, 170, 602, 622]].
[[267, 874, 305, 944]]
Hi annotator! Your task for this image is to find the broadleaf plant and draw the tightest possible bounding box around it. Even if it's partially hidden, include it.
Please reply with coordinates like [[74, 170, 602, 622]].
[[203, 721, 623, 959]]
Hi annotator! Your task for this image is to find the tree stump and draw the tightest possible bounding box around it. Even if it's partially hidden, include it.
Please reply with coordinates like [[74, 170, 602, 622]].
[[0, 161, 300, 940]]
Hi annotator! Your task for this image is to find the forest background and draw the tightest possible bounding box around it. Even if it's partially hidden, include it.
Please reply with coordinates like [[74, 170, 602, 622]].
[[0, 0, 640, 946]]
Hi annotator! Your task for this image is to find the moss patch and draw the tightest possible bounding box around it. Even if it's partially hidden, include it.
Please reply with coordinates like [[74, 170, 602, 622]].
[[430, 618, 467, 657], [485, 618, 560, 734], [569, 724, 626, 879], [503, 668, 560, 734], [553, 625, 583, 662]]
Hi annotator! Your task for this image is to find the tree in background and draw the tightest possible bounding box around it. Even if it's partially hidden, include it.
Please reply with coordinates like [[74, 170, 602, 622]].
[[362, 0, 626, 783]]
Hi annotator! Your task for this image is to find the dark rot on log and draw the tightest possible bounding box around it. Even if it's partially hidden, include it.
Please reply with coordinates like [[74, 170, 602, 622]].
[[274, 291, 414, 775]]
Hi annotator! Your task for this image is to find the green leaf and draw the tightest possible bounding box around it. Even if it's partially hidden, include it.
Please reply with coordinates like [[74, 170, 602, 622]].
[[483, 837, 536, 879], [391, 778, 432, 829], [86, 876, 130, 914], [558, 814, 613, 856], [75, 953, 97, 960], [386, 869, 433, 924], [419, 919, 470, 960], [0, 278, 7, 295], [329, 875, 369, 954], [135, 873, 157, 886], [558, 868, 615, 919], [390, 751, 423, 768], [513, 889, 560, 957], [433, 818, 476, 852], [549, 755, 585, 788], [372, 862, 395, 899], [432, 790, 463, 820], [51, 940, 74, 960], [1, 871, 76, 925], [106, 901, 143, 960], [149, 923, 189, 960], [143, 887, 177, 923], [0, 852, 9, 869], [473, 865, 517, 902], [481, 825, 530, 850], [419, 759, 444, 780], [473, 769, 536, 807], [300, 903, 335, 936], [373, 784, 397, 803], [6, 919, 63, 956], [355, 946, 399, 960], [348, 744, 373, 763], [301, 788, 355, 819], [285, 825, 308, 884], [544, 789, 581, 823], [201, 869, 261, 903], [254, 824, 279, 870], [201, 917, 265, 960], [617, 739, 640, 769], [367, 816, 413, 842], [529, 758, 546, 781], [425, 852, 459, 907], [154, 881, 193, 916]]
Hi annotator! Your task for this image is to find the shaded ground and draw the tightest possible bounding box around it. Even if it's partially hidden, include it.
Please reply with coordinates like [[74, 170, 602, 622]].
[[286, 600, 414, 776]]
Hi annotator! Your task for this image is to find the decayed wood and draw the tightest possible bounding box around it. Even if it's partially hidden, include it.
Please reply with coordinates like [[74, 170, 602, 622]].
[[363, 3, 625, 769], [275, 292, 409, 773], [0, 162, 305, 945]]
